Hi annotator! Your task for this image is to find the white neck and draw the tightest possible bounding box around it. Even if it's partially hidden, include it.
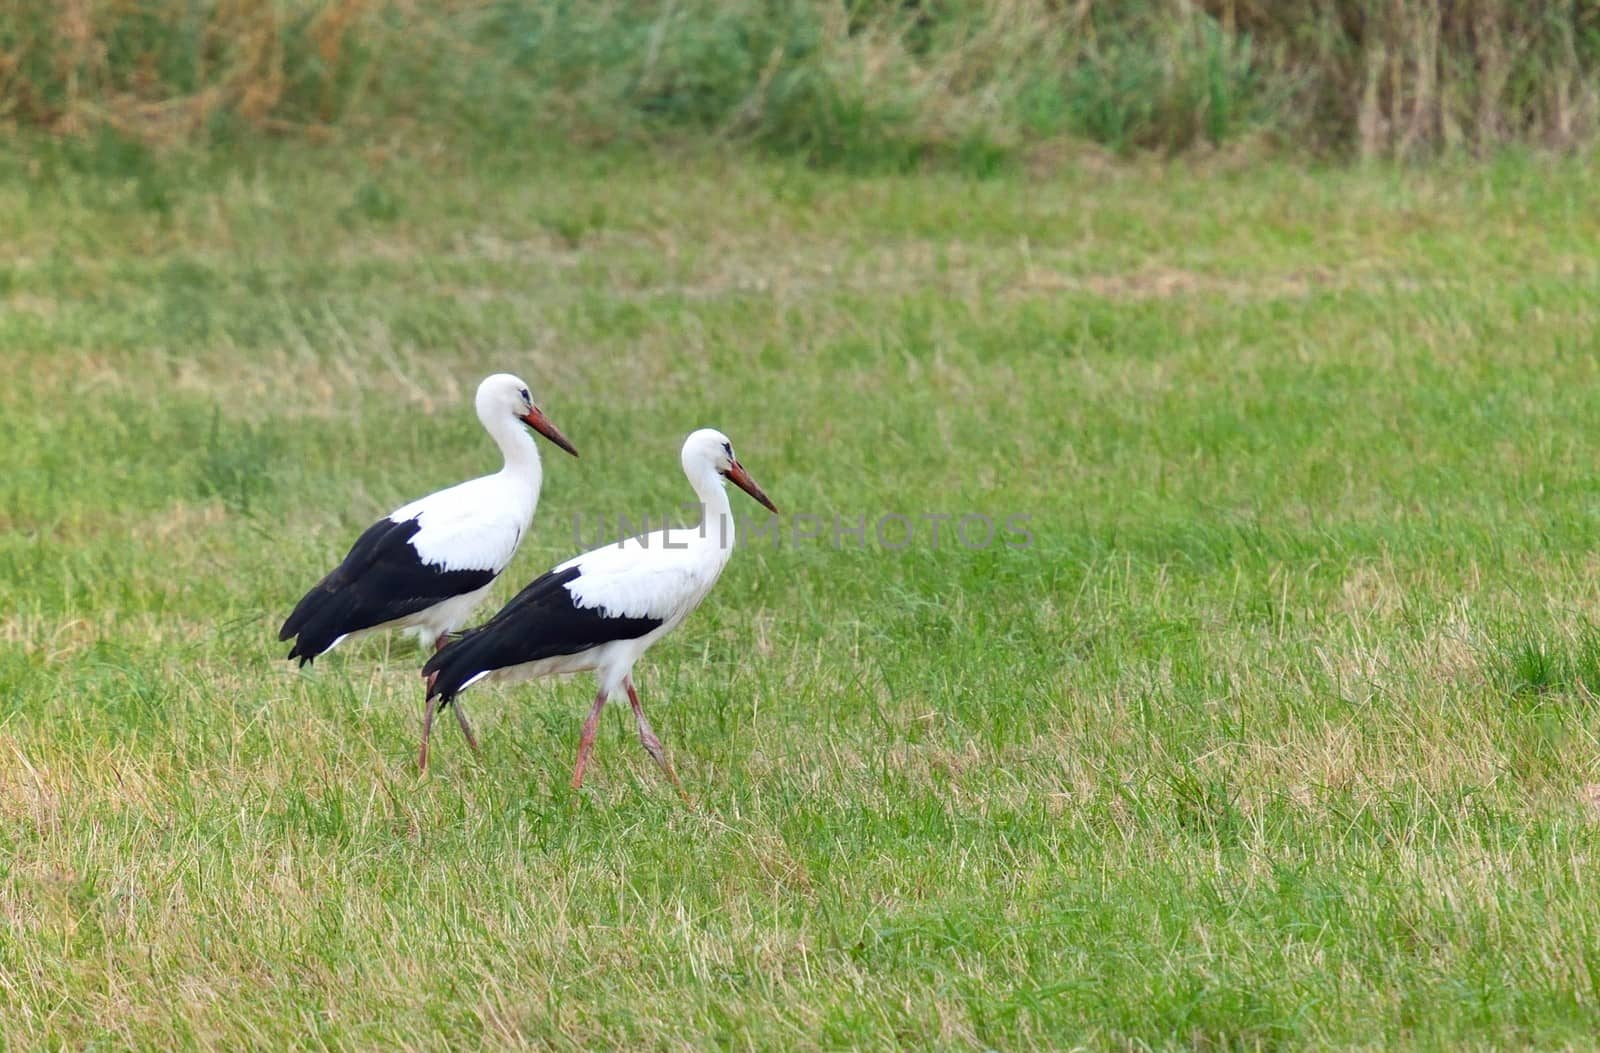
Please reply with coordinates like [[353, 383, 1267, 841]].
[[484, 410, 542, 488], [687, 461, 735, 552]]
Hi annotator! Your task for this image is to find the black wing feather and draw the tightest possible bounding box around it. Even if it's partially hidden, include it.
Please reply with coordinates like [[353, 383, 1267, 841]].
[[279, 517, 496, 666], [422, 565, 663, 703]]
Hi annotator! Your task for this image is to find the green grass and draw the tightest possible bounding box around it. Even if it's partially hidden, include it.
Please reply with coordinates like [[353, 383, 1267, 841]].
[[7, 139, 1600, 1047]]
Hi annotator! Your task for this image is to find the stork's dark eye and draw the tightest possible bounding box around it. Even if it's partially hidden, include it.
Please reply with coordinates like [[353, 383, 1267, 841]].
[[519, 388, 531, 403], [723, 442, 733, 457]]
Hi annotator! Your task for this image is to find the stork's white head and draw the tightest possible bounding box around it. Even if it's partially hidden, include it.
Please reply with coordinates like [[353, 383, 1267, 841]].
[[682, 428, 777, 513], [475, 373, 578, 457]]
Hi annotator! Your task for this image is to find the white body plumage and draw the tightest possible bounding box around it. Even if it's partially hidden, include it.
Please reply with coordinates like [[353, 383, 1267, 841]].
[[278, 373, 577, 665]]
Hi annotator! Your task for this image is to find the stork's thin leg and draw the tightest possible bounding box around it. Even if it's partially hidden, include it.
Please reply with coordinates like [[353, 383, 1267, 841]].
[[418, 694, 438, 773], [450, 702, 480, 752], [624, 675, 690, 803], [429, 633, 481, 754], [571, 689, 609, 790]]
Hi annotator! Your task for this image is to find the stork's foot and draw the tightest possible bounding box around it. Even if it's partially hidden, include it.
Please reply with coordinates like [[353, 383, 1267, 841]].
[[639, 727, 692, 806], [625, 675, 691, 805]]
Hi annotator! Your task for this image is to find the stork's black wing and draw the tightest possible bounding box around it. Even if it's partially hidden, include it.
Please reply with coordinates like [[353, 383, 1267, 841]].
[[279, 517, 496, 666], [422, 566, 663, 702]]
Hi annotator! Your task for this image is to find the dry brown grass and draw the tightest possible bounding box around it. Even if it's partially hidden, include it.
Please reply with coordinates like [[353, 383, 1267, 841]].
[[1212, 0, 1600, 155], [4, 1, 1597, 156], [0, 0, 414, 142]]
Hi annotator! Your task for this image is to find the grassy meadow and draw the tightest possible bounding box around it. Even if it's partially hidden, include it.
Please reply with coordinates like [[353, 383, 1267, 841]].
[[6, 137, 1600, 1047]]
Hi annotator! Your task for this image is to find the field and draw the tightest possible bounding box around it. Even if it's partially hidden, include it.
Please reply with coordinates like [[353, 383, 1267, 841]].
[[5, 139, 1600, 1047]]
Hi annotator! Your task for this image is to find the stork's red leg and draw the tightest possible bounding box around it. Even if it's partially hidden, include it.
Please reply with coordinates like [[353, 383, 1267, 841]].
[[571, 689, 609, 790], [624, 675, 690, 804], [418, 694, 438, 773], [451, 703, 480, 752]]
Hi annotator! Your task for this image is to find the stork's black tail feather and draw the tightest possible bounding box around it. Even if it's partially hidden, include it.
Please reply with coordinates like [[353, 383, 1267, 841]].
[[422, 628, 497, 705], [279, 583, 356, 667]]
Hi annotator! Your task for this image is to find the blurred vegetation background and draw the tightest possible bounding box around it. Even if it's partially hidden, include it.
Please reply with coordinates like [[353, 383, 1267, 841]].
[[4, 0, 1599, 168]]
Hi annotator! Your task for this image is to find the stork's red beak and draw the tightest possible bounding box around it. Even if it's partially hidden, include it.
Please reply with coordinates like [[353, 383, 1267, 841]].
[[725, 460, 777, 514], [521, 408, 579, 457]]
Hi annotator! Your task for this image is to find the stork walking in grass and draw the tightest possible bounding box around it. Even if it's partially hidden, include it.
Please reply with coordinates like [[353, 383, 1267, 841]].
[[278, 373, 578, 755], [420, 428, 777, 789]]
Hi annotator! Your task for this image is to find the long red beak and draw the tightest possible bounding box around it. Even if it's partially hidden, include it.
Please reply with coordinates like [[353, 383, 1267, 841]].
[[521, 408, 578, 457], [724, 460, 777, 514]]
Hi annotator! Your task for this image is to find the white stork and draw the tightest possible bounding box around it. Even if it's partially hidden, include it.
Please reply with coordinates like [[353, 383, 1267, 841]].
[[278, 373, 578, 758], [420, 428, 777, 791]]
